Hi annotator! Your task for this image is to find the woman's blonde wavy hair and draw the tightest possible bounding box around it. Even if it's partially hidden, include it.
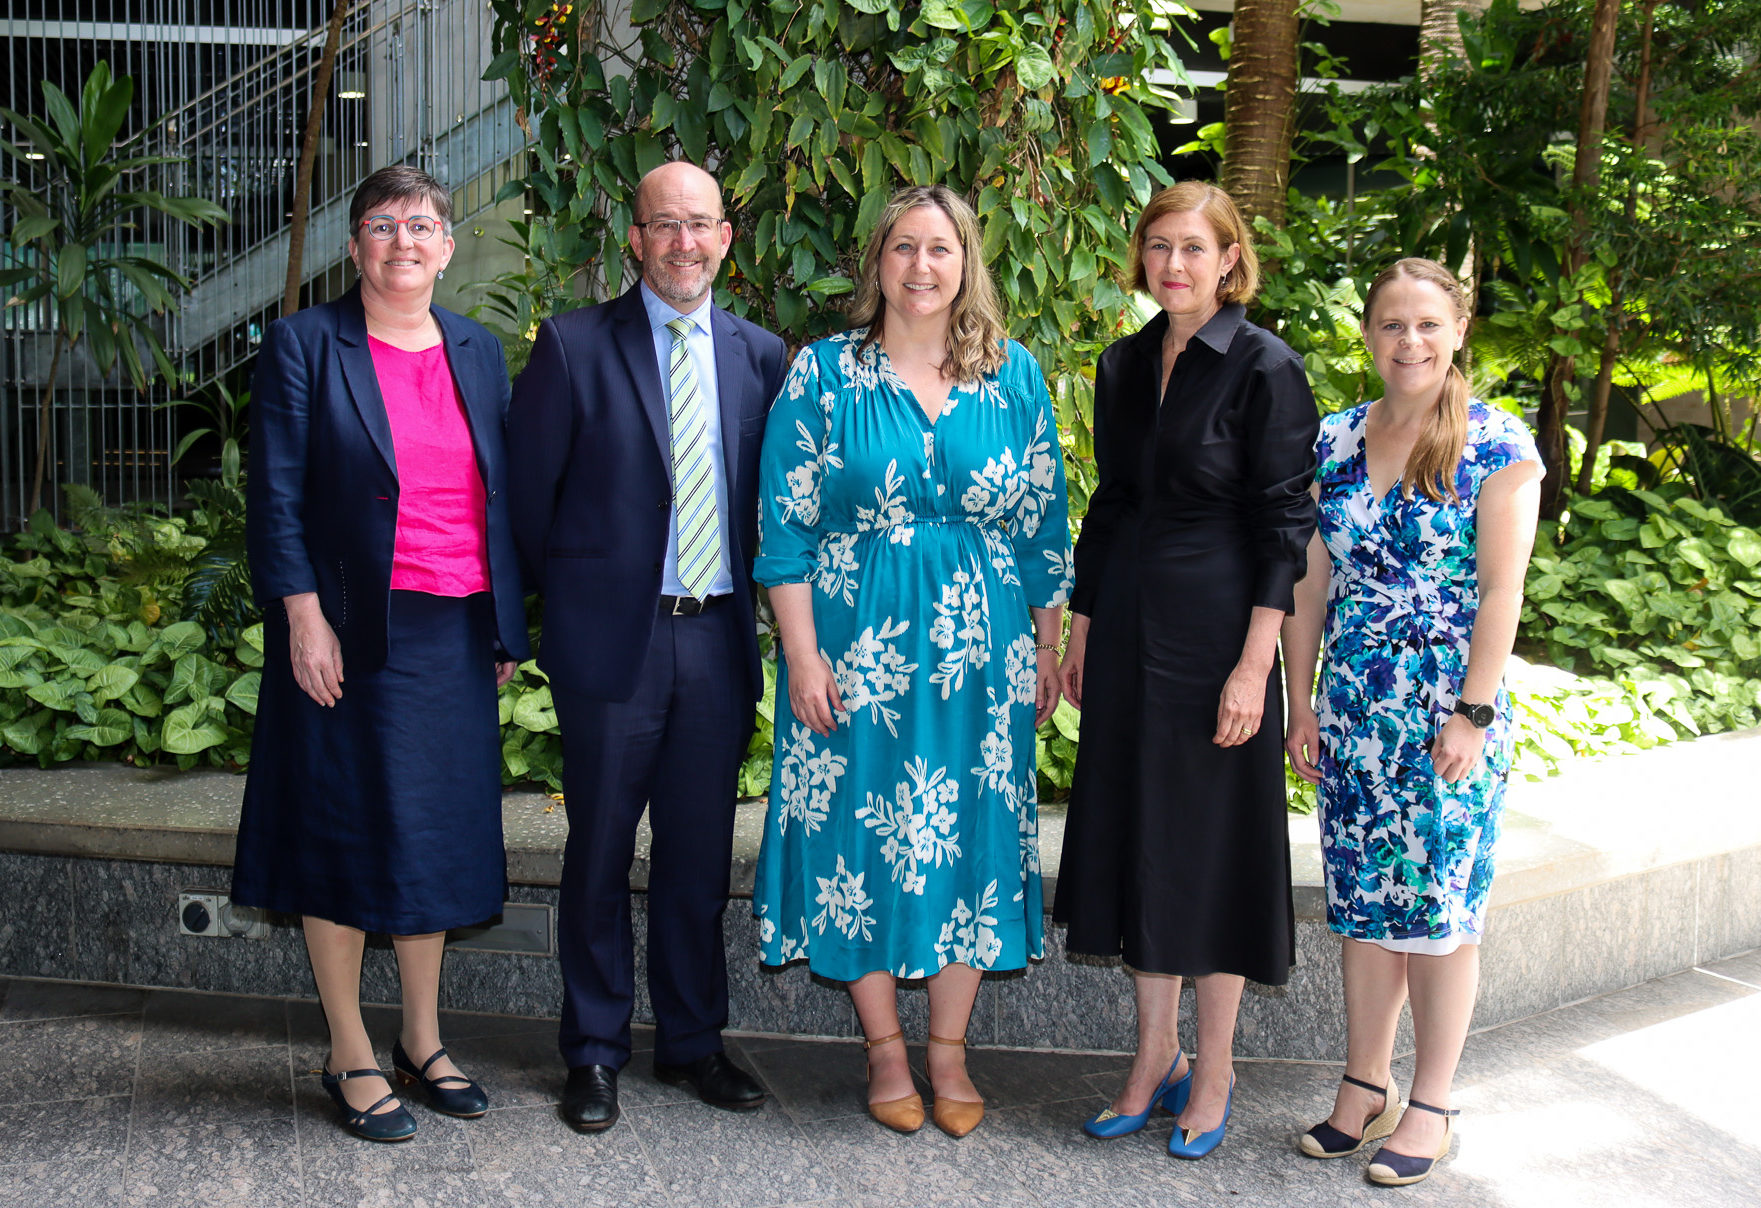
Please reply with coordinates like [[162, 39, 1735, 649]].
[[1364, 257, 1472, 504], [847, 186, 1008, 382]]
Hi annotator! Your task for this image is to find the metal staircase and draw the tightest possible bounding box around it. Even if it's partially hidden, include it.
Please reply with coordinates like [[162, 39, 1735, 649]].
[[1, 0, 528, 525]]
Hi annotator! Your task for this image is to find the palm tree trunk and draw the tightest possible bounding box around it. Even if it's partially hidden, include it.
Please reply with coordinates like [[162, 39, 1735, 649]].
[[1222, 0, 1300, 231], [283, 0, 351, 317], [25, 336, 68, 519]]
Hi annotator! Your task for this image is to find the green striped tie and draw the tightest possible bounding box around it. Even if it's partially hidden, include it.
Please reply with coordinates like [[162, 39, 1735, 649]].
[[665, 316, 719, 598]]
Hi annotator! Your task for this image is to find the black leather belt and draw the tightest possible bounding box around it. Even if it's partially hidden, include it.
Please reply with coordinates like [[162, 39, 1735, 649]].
[[658, 593, 727, 616]]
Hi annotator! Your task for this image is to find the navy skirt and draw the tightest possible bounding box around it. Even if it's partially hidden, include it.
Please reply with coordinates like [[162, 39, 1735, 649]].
[[232, 590, 507, 934]]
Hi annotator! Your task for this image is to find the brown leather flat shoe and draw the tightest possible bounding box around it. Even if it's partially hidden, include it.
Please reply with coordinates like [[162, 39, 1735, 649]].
[[927, 1033, 984, 1138], [863, 1031, 924, 1134]]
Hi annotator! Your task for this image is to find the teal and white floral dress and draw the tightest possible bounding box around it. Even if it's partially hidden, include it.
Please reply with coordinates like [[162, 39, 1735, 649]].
[[752, 330, 1072, 980]]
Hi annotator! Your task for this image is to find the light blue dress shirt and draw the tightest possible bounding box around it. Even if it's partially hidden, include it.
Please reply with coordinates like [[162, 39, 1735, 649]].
[[641, 282, 733, 598]]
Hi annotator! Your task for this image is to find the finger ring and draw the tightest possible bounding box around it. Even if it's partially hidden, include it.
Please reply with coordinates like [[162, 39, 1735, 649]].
[[1241, 726, 1254, 737]]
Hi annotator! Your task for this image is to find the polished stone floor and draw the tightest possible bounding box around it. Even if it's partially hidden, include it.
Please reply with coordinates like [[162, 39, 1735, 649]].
[[1, 948, 1757, 1207]]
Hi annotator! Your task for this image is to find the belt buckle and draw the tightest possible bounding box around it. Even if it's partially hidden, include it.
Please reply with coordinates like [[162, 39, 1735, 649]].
[[671, 595, 702, 616]]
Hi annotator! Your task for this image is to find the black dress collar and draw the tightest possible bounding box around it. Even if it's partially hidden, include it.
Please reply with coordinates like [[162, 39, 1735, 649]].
[[1127, 301, 1247, 361]]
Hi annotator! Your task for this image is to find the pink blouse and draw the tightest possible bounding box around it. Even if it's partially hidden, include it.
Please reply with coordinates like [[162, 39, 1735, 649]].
[[369, 336, 491, 595]]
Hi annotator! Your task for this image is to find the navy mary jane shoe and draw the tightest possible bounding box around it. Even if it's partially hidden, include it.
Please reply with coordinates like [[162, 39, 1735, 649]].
[[392, 1041, 489, 1119], [321, 1066, 418, 1142]]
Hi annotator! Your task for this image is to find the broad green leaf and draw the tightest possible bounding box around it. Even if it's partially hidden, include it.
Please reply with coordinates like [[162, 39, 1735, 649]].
[[511, 685, 557, 732], [67, 707, 132, 747], [155, 621, 206, 658], [86, 663, 139, 702], [224, 671, 261, 716], [161, 701, 227, 754], [1014, 42, 1055, 90]]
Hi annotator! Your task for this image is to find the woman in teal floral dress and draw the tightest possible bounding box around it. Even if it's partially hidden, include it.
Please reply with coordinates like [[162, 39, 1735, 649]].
[[753, 186, 1071, 1139], [1283, 259, 1541, 1186]]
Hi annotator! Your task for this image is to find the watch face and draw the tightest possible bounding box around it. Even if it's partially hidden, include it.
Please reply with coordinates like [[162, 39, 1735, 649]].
[[1460, 702, 1494, 728]]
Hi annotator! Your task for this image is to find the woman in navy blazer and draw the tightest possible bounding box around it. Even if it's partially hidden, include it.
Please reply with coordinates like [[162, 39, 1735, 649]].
[[232, 166, 529, 1142]]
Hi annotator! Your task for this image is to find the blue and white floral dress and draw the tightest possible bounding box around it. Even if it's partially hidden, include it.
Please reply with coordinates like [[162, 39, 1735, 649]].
[[752, 331, 1072, 980], [1312, 400, 1540, 948]]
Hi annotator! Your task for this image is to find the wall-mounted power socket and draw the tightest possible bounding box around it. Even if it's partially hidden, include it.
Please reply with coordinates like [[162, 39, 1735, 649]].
[[178, 891, 271, 940]]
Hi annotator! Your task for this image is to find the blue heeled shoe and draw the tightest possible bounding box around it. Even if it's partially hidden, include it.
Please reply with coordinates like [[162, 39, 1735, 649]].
[[1168, 1076, 1234, 1160], [1083, 1051, 1193, 1139]]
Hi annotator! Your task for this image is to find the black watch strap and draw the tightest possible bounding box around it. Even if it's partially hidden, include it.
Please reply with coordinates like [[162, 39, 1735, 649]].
[[1453, 699, 1495, 728]]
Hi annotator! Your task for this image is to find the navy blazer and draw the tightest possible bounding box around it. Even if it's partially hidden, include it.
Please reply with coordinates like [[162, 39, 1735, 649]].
[[507, 284, 788, 703], [245, 287, 531, 672]]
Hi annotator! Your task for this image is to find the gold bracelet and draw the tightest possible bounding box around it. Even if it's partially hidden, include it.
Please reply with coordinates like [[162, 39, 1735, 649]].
[[1035, 642, 1060, 653]]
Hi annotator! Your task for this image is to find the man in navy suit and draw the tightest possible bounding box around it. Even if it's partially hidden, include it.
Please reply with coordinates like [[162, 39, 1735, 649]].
[[508, 161, 787, 1132]]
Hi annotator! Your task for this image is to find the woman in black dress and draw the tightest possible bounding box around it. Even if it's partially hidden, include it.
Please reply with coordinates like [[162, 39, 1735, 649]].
[[232, 166, 529, 1141], [1054, 182, 1318, 1159]]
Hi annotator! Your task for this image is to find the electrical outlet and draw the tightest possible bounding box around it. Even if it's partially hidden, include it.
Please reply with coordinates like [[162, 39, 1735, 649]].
[[178, 891, 270, 939]]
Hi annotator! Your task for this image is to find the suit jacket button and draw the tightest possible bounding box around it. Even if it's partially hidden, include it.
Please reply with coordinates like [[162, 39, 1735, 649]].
[[658, 497, 670, 509], [652, 562, 662, 572]]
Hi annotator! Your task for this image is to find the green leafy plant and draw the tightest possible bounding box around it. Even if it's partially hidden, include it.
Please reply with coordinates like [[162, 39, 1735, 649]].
[[0, 61, 230, 516], [1520, 483, 1761, 735], [483, 0, 1188, 400]]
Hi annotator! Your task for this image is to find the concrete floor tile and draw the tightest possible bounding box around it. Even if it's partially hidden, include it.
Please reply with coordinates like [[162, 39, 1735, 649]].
[[441, 1029, 567, 1110], [0, 1159, 125, 1208], [0, 1015, 141, 1106], [744, 1037, 885, 1122], [121, 1118, 301, 1208], [977, 1099, 1210, 1208], [465, 1101, 647, 1169], [800, 1111, 1039, 1206], [0, 979, 146, 1022], [1700, 946, 1761, 987], [130, 1042, 292, 1126], [139, 989, 287, 1055], [0, 1094, 131, 1165], [301, 1131, 485, 1208], [466, 1103, 670, 1204], [633, 1098, 845, 1205]]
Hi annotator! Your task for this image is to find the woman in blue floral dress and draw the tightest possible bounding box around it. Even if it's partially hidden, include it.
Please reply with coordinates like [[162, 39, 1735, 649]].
[[753, 186, 1071, 1138], [1283, 259, 1542, 1186]]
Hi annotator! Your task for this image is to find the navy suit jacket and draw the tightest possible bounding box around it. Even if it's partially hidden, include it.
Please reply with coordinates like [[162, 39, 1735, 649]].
[[245, 287, 531, 672], [507, 284, 788, 703]]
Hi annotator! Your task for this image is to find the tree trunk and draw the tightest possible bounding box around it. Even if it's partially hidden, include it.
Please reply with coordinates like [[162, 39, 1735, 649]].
[[1536, 0, 1622, 518], [1574, 0, 1656, 497], [1418, 0, 1475, 73], [283, 0, 351, 318], [1222, 0, 1300, 231], [25, 336, 68, 519], [1418, 0, 1483, 296]]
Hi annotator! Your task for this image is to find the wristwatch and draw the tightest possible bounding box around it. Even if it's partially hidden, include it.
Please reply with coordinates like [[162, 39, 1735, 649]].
[[1453, 699, 1495, 728]]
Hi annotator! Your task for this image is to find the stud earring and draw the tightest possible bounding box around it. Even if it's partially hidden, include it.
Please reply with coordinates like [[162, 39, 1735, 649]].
[[437, 268, 446, 280]]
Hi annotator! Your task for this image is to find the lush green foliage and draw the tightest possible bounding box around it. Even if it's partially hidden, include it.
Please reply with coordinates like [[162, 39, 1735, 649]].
[[0, 505, 264, 769], [1519, 483, 1761, 736], [480, 0, 1184, 376]]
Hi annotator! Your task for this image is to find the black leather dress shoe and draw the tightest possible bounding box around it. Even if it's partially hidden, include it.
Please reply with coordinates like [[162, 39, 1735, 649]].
[[652, 1051, 767, 1110], [560, 1064, 620, 1133]]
